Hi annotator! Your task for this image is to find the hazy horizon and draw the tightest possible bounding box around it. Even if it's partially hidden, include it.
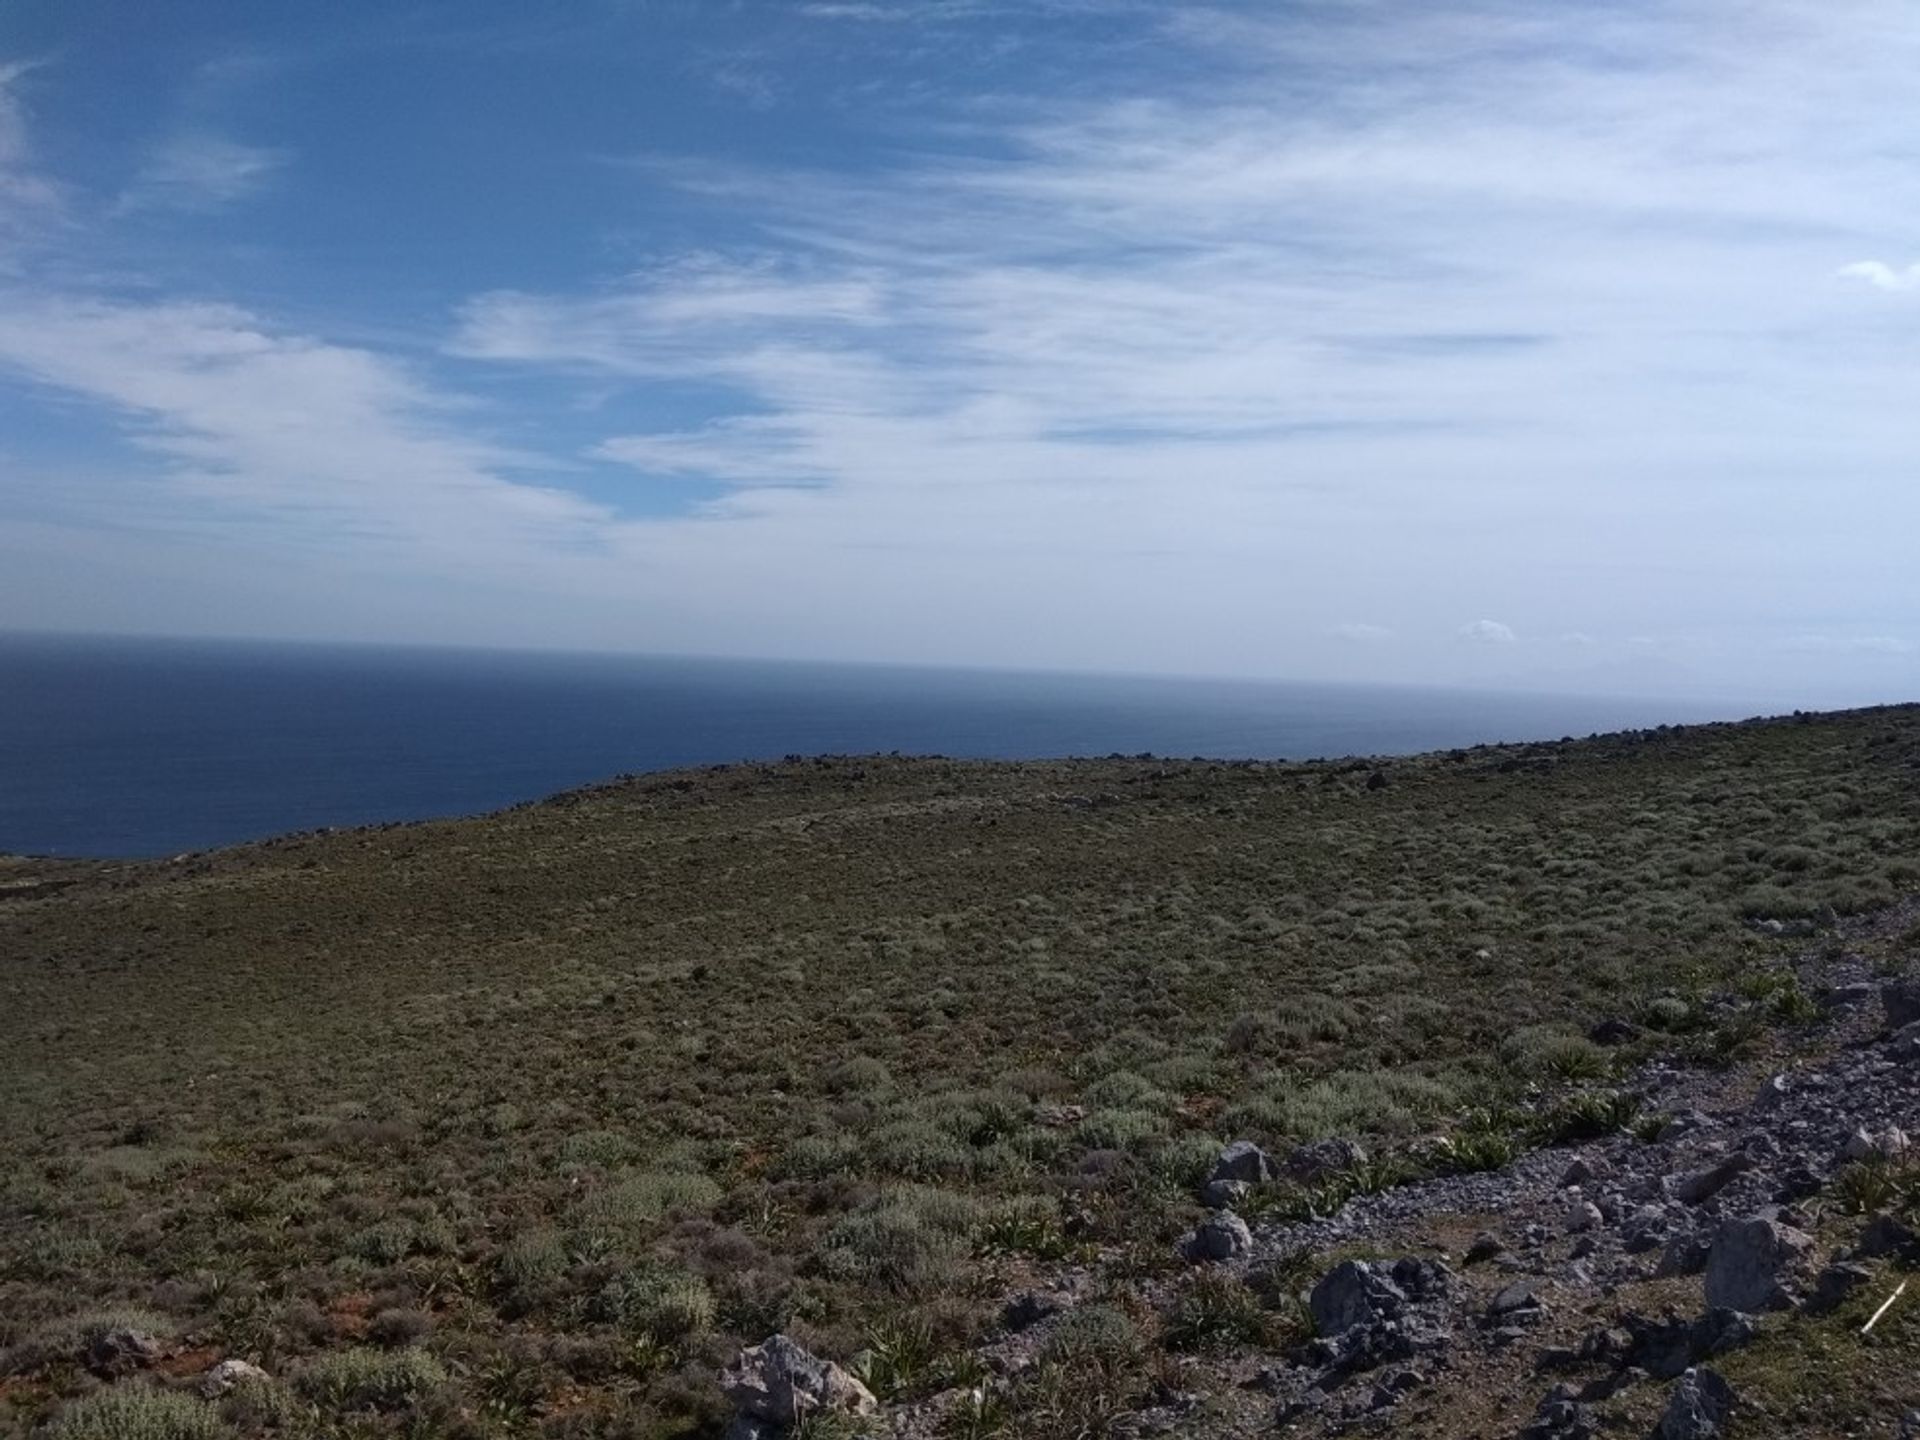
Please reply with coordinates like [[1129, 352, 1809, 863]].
[[4, 2, 1919, 708]]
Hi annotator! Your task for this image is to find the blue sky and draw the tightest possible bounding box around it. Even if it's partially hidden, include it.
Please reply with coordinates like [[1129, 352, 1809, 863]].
[[1, 0, 1917, 705]]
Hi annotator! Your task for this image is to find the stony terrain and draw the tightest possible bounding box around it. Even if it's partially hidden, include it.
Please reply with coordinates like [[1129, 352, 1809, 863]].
[[3, 705, 1919, 1439]]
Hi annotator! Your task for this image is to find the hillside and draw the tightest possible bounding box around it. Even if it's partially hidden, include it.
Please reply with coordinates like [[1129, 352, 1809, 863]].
[[4, 706, 1920, 1439]]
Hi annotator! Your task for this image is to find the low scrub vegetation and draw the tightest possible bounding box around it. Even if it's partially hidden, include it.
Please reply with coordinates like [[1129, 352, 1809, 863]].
[[2, 706, 1918, 1435]]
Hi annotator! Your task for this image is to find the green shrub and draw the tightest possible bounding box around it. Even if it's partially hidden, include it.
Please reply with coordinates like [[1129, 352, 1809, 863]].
[[53, 1387, 229, 1440], [976, 1196, 1071, 1260], [561, 1129, 639, 1166], [574, 1169, 723, 1242], [824, 1056, 892, 1096], [860, 1120, 969, 1179], [1149, 1132, 1227, 1188], [1163, 1271, 1269, 1351], [1534, 1090, 1640, 1144], [1641, 995, 1695, 1032], [1038, 1304, 1139, 1367], [821, 1188, 979, 1293], [1080, 1072, 1170, 1112], [293, 1347, 447, 1412], [1077, 1108, 1165, 1151], [497, 1227, 568, 1293], [347, 1216, 451, 1264], [592, 1267, 716, 1339]]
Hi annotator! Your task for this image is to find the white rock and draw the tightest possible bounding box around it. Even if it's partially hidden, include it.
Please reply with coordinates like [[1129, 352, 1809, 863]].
[[1564, 1198, 1603, 1235], [201, 1360, 271, 1397]]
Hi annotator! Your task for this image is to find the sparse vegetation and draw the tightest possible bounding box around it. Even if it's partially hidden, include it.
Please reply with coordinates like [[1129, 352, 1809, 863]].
[[4, 707, 1920, 1435]]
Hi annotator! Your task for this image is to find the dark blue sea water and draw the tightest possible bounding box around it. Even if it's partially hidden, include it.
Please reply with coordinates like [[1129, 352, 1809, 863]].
[[0, 633, 1729, 859]]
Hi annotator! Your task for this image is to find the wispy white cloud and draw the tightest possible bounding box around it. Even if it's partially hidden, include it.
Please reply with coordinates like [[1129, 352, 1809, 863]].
[[1459, 620, 1518, 646], [8, 3, 1920, 695], [1837, 260, 1920, 293], [1778, 632, 1911, 655], [433, 0, 1920, 686], [118, 132, 286, 212], [1333, 622, 1393, 643], [0, 294, 605, 560], [0, 60, 65, 260]]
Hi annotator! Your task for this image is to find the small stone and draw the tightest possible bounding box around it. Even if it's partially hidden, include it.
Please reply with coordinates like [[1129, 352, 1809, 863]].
[[1564, 1199, 1602, 1234], [1589, 1017, 1640, 1047], [1842, 1126, 1909, 1163], [1489, 1279, 1544, 1316], [1824, 981, 1878, 1010], [1184, 1209, 1253, 1263], [1464, 1232, 1505, 1265], [1202, 1178, 1249, 1209], [1001, 1290, 1063, 1331], [1883, 979, 1920, 1030], [1806, 1261, 1874, 1314], [201, 1360, 271, 1398], [1208, 1140, 1272, 1186], [1656, 1367, 1735, 1440], [1692, 1308, 1758, 1361], [1703, 1217, 1815, 1312], [1518, 1382, 1596, 1439], [1656, 1230, 1712, 1277], [1750, 1074, 1791, 1112], [1368, 1366, 1423, 1410], [1890, 1020, 1920, 1061], [1671, 1154, 1751, 1205], [1858, 1212, 1920, 1260], [1560, 1156, 1597, 1187]]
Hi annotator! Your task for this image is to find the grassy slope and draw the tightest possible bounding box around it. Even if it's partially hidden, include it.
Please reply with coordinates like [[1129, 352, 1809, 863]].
[[2, 706, 1919, 1437]]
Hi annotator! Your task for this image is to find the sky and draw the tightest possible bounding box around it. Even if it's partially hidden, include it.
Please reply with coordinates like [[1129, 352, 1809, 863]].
[[0, 0, 1917, 708]]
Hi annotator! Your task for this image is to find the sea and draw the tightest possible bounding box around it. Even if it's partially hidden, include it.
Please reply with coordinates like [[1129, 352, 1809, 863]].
[[0, 632, 1736, 859]]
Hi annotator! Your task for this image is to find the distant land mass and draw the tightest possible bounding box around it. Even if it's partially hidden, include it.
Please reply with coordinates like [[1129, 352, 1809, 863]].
[[0, 632, 1739, 858]]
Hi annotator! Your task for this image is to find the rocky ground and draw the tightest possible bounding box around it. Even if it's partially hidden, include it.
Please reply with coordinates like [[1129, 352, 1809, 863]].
[[722, 904, 1920, 1440]]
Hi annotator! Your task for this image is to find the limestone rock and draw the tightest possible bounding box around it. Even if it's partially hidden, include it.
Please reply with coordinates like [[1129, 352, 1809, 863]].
[[83, 1327, 162, 1378], [1703, 1217, 1814, 1312], [1201, 1178, 1249, 1209], [201, 1360, 271, 1397], [1183, 1209, 1253, 1263], [1656, 1367, 1735, 1440], [1671, 1154, 1751, 1205], [1208, 1140, 1272, 1185], [1310, 1260, 1408, 1335], [1282, 1137, 1367, 1183], [1807, 1261, 1874, 1314], [1883, 979, 1920, 1031], [1564, 1198, 1603, 1234], [1842, 1125, 1909, 1163], [719, 1335, 876, 1427]]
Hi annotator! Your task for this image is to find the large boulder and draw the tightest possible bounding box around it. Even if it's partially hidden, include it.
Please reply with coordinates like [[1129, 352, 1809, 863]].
[[1656, 1367, 1736, 1440], [720, 1335, 876, 1428], [1208, 1140, 1272, 1186], [1703, 1217, 1814, 1312]]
